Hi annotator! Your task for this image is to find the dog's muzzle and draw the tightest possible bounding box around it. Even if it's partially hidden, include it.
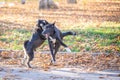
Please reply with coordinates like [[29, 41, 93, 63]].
[[45, 34, 49, 39]]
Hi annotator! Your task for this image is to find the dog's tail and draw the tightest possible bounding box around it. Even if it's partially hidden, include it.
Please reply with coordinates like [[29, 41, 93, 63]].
[[62, 31, 76, 37]]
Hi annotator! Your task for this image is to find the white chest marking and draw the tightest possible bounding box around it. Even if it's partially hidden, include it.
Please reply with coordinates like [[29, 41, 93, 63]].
[[49, 36, 56, 43]]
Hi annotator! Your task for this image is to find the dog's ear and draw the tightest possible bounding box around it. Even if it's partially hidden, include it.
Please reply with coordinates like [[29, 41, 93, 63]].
[[52, 21, 56, 26], [36, 19, 41, 27], [43, 20, 48, 24]]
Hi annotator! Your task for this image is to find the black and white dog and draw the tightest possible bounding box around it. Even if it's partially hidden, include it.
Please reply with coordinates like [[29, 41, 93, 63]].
[[23, 20, 75, 68], [42, 22, 76, 64]]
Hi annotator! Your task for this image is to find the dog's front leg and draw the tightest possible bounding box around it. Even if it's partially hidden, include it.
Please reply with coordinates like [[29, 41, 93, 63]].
[[48, 38, 56, 64]]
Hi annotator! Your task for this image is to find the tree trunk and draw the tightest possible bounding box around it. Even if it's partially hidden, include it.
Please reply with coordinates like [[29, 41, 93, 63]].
[[21, 0, 25, 4], [67, 0, 77, 4], [21, 0, 26, 4], [39, 0, 58, 9]]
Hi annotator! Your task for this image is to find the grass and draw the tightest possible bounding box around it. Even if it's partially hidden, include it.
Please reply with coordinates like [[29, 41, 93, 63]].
[[0, 21, 120, 53], [0, 22, 120, 53], [0, 29, 31, 50], [63, 22, 120, 53]]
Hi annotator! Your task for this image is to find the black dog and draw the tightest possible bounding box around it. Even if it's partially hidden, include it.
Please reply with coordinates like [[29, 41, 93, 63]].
[[23, 20, 75, 68], [22, 20, 48, 68], [42, 22, 76, 64]]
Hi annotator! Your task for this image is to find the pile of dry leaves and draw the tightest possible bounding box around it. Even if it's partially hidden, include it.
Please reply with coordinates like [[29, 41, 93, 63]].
[[0, 51, 120, 71]]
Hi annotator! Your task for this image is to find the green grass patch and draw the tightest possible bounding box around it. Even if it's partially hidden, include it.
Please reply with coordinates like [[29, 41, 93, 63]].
[[63, 22, 120, 53], [0, 21, 120, 53], [0, 29, 31, 50]]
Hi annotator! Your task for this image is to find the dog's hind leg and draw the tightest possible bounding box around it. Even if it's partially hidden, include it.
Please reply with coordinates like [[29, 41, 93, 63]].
[[62, 31, 76, 37], [26, 50, 34, 68], [22, 47, 28, 65], [22, 40, 29, 65], [57, 37, 71, 52]]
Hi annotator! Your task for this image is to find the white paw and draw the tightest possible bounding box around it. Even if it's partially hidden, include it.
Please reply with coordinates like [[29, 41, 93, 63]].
[[65, 47, 71, 52]]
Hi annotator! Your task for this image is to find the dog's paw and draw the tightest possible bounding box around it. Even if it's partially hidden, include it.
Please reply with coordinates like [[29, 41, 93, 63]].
[[21, 60, 25, 65], [50, 60, 57, 66], [65, 47, 71, 52]]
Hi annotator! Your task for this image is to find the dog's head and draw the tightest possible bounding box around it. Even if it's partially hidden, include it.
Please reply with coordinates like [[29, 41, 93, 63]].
[[36, 19, 49, 30], [42, 22, 55, 39]]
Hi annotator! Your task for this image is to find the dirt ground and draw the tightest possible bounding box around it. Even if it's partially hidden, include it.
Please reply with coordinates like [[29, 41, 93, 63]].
[[0, 65, 120, 80], [0, 51, 120, 80]]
